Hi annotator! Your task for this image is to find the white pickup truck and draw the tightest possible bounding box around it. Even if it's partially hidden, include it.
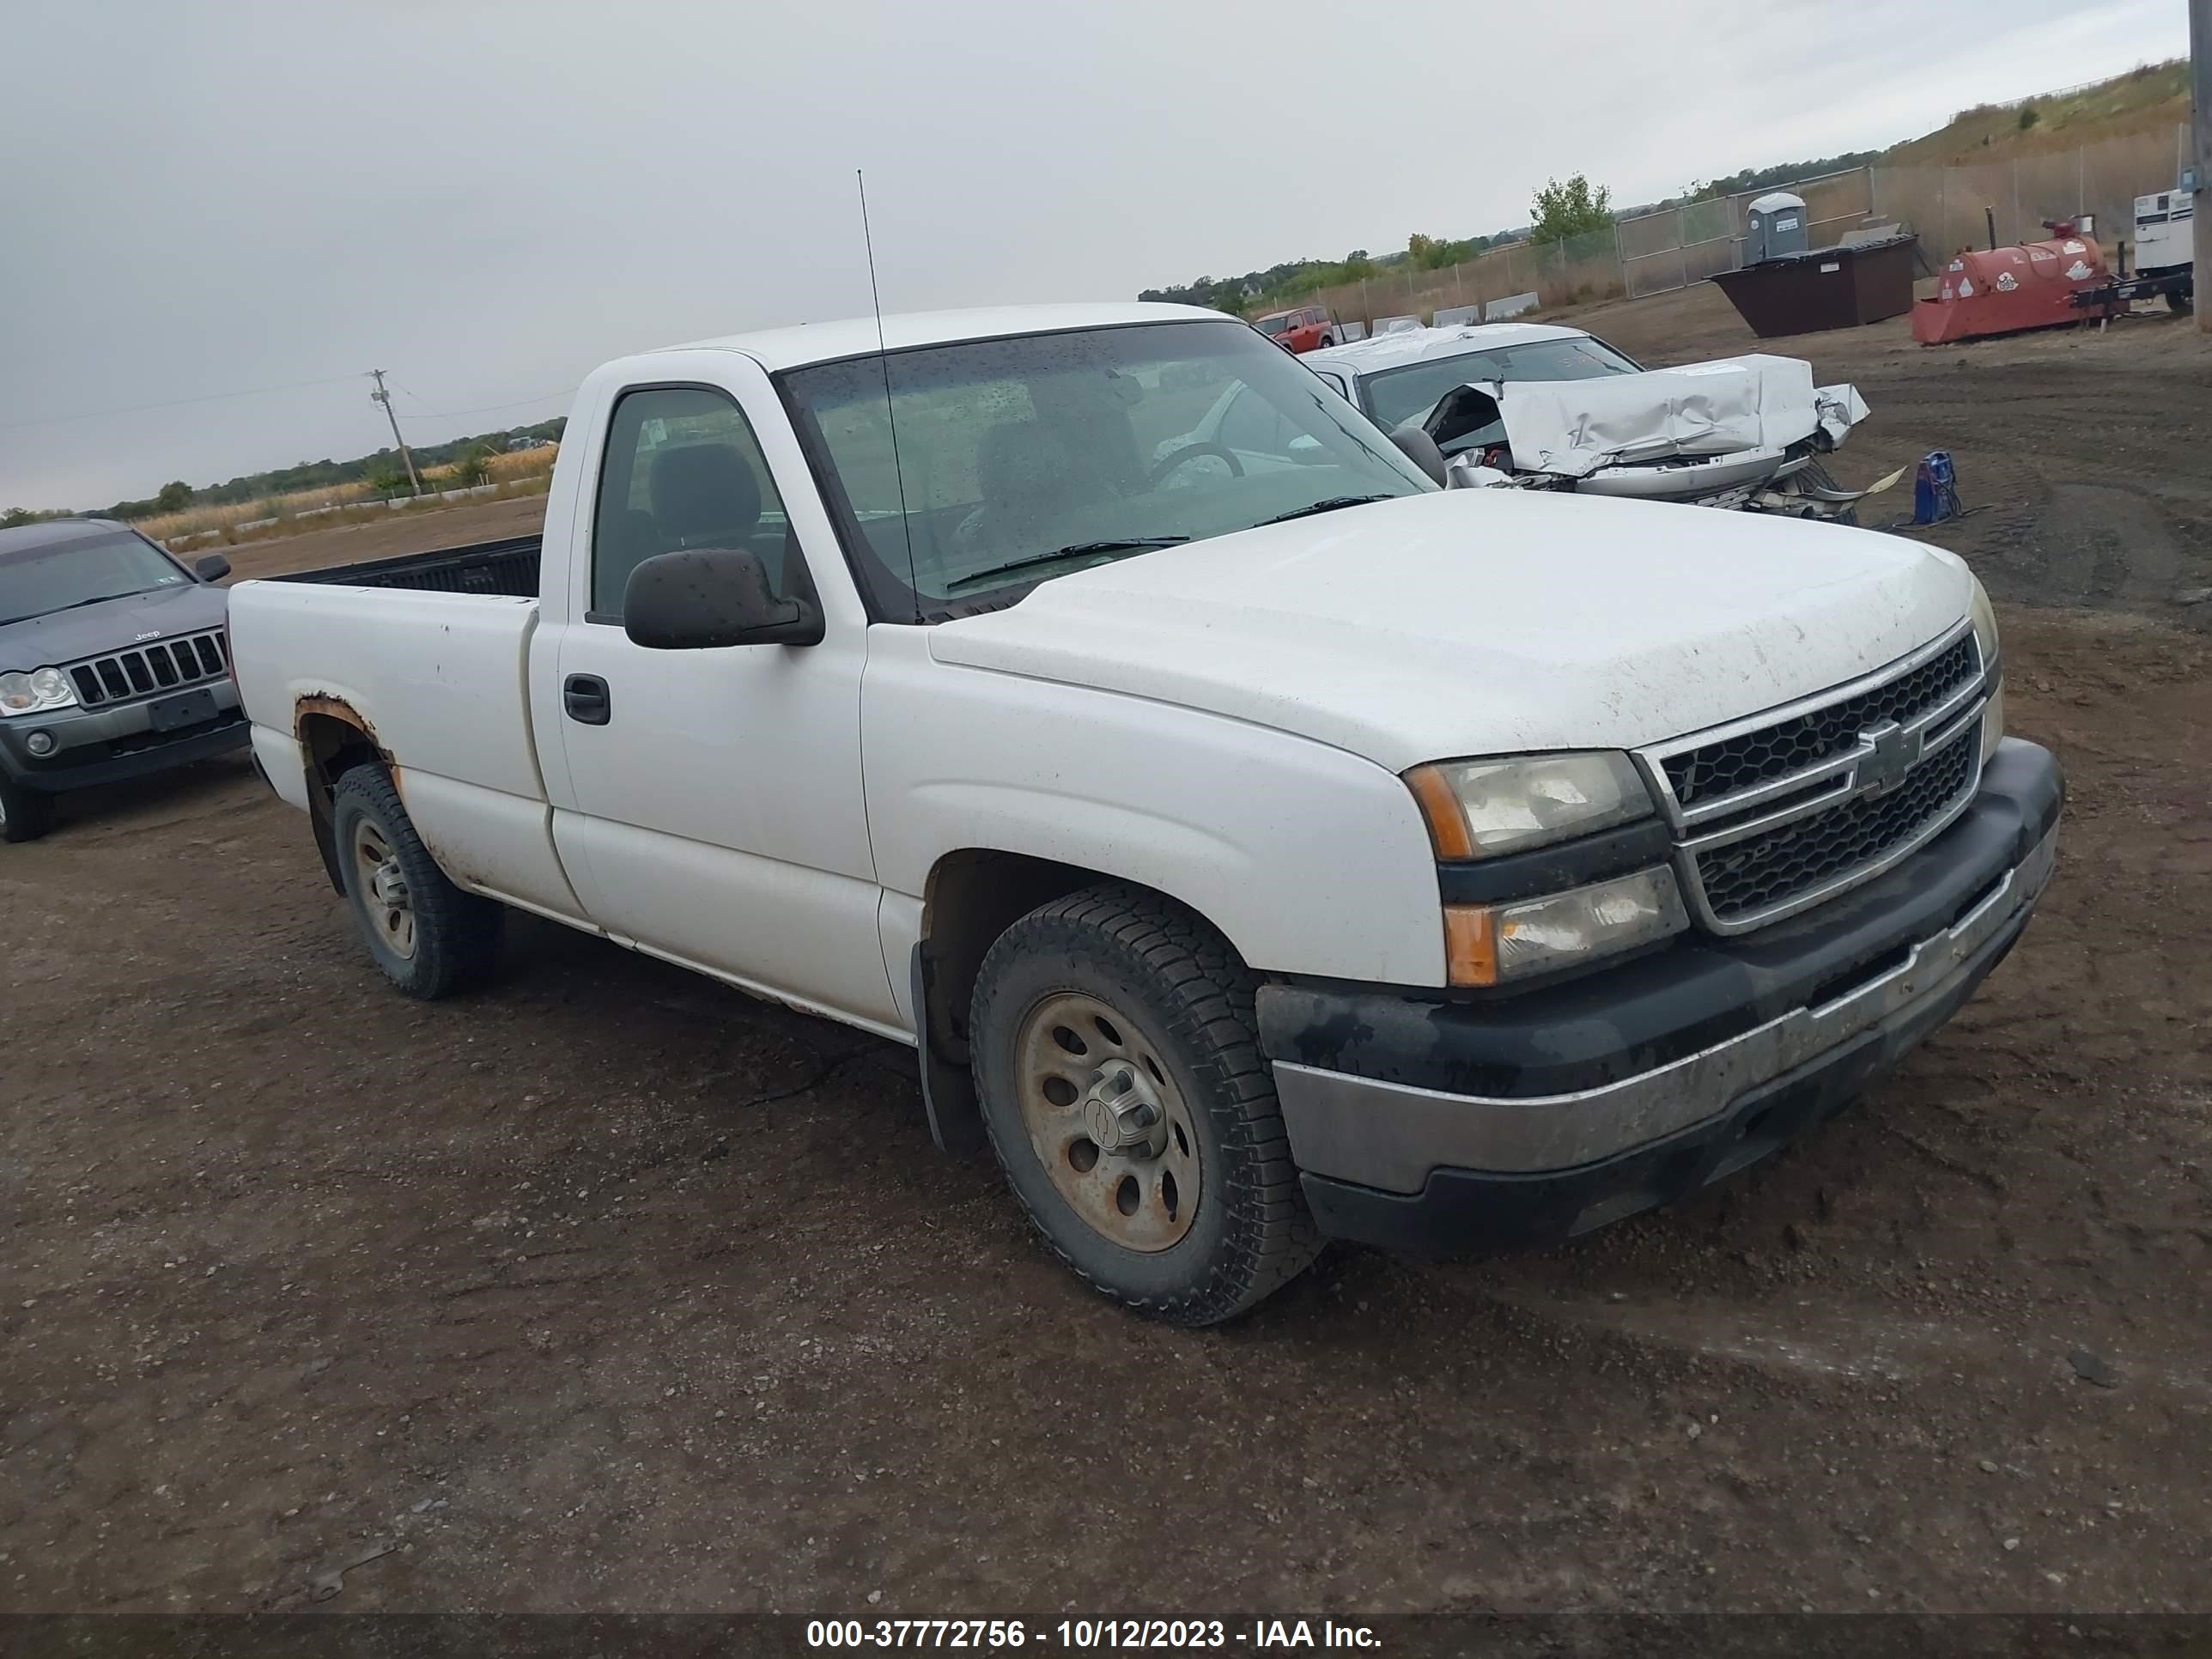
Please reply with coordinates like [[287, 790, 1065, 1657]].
[[231, 301, 2063, 1325]]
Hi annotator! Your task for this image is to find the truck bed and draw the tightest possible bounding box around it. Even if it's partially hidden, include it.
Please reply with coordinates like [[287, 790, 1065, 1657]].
[[270, 533, 541, 599]]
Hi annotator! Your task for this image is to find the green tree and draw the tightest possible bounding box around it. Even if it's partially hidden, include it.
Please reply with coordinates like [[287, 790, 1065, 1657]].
[[450, 447, 491, 489], [2017, 104, 2040, 131], [1530, 175, 1614, 245], [155, 480, 193, 513], [1407, 233, 1466, 270]]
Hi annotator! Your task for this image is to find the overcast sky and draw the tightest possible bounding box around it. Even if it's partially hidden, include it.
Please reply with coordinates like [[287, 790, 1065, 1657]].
[[0, 0, 2188, 508]]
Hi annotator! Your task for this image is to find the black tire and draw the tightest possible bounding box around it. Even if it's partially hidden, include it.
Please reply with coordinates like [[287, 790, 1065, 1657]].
[[331, 764, 504, 999], [2171, 291, 2194, 317], [0, 774, 55, 844], [969, 884, 1323, 1326]]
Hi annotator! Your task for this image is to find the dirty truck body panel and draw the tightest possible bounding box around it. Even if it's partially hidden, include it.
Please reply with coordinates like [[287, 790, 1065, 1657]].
[[228, 301, 2058, 1297]]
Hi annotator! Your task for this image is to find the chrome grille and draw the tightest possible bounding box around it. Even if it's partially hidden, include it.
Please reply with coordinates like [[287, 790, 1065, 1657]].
[[1692, 724, 1979, 924], [1663, 633, 1980, 807], [1641, 620, 1993, 935], [67, 629, 228, 708]]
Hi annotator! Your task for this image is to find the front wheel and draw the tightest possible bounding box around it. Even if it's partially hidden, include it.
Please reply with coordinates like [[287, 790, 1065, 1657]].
[[969, 884, 1323, 1326], [331, 765, 505, 998], [0, 774, 54, 844]]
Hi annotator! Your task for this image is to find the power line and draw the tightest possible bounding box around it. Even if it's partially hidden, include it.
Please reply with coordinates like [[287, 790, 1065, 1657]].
[[0, 372, 363, 432], [384, 383, 577, 423]]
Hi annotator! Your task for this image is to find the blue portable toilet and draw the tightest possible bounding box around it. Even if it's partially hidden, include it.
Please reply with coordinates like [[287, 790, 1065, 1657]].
[[1746, 192, 1809, 263]]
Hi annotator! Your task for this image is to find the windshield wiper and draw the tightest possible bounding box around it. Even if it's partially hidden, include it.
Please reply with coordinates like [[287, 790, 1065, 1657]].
[[1257, 495, 1395, 527], [945, 538, 1188, 593]]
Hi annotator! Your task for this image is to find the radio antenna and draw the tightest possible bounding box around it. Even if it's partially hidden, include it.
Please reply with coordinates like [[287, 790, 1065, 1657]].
[[857, 168, 921, 619]]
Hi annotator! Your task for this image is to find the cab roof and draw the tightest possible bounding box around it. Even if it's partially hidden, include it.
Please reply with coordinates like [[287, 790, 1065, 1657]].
[[658, 301, 1230, 374], [1306, 321, 1590, 377]]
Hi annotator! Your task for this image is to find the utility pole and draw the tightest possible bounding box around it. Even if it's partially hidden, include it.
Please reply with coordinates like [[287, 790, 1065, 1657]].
[[2193, 0, 2209, 331], [367, 369, 422, 495]]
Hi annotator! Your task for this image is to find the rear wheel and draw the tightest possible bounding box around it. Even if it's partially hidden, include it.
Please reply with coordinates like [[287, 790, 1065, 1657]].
[[0, 774, 54, 844], [969, 884, 1323, 1326], [331, 765, 504, 998]]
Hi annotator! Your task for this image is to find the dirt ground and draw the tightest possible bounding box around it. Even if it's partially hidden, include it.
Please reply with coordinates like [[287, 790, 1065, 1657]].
[[3, 290, 2209, 1617]]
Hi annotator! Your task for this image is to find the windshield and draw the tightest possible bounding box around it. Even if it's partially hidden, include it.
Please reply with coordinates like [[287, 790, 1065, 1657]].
[[0, 528, 189, 626], [780, 319, 1433, 618], [1362, 336, 1644, 432], [1255, 315, 1291, 336]]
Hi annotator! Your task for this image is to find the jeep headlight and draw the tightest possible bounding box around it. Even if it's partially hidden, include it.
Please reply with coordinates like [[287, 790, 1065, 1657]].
[[1968, 577, 2003, 764], [0, 667, 79, 717], [1404, 751, 1653, 860]]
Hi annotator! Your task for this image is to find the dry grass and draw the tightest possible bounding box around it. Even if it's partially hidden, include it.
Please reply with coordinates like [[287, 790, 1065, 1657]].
[[418, 445, 560, 489], [1894, 60, 2189, 167], [141, 445, 559, 547], [137, 482, 379, 544]]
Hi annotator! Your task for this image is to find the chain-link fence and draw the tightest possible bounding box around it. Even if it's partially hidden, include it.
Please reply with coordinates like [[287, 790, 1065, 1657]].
[[1869, 125, 2188, 258], [1274, 126, 2189, 331]]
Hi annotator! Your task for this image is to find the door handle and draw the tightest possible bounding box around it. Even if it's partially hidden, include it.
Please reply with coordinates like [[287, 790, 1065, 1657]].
[[563, 673, 611, 726]]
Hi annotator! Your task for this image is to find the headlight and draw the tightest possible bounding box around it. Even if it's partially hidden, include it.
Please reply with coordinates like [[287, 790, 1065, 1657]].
[[0, 667, 80, 717], [1967, 578, 2003, 763], [1443, 866, 1689, 988], [1406, 751, 1653, 860], [1967, 576, 1999, 668]]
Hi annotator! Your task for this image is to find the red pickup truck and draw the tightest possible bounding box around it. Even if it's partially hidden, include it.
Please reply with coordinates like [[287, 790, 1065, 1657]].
[[1253, 305, 1336, 354]]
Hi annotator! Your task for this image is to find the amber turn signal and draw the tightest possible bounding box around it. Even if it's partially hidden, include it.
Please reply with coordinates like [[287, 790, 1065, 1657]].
[[1443, 905, 1498, 988]]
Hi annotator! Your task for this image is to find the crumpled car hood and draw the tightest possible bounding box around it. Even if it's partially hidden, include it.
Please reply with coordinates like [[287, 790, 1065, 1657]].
[[1492, 355, 1867, 481]]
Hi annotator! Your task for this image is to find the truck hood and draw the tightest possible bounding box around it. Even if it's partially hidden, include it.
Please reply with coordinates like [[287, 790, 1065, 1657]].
[[928, 489, 1970, 774], [0, 580, 229, 671]]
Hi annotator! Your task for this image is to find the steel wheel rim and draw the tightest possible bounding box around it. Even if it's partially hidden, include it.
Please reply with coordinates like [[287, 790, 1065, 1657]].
[[1013, 991, 1200, 1252], [351, 819, 416, 961]]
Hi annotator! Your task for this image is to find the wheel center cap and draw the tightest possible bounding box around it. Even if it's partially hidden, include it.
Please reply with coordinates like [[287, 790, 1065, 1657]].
[[371, 861, 410, 908], [1081, 1060, 1165, 1157]]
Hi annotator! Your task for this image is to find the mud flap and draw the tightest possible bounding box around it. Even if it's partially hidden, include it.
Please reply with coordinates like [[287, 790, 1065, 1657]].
[[910, 943, 985, 1156], [306, 767, 348, 895]]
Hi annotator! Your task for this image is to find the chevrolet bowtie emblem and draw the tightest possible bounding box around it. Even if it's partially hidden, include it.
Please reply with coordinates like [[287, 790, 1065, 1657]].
[[1856, 720, 1922, 799]]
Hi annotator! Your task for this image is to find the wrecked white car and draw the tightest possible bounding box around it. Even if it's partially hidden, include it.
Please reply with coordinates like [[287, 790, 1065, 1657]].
[[1297, 324, 1899, 520]]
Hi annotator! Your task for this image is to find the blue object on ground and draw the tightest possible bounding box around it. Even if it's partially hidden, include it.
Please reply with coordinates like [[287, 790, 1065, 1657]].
[[1913, 451, 1963, 526]]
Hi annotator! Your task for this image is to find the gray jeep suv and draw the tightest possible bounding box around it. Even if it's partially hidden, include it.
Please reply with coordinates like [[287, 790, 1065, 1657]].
[[0, 518, 247, 842]]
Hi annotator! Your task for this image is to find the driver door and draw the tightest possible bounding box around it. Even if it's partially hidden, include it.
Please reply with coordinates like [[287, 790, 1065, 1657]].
[[544, 358, 896, 1030]]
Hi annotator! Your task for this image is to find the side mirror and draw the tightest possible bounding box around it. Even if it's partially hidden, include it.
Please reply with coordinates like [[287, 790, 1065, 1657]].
[[194, 553, 232, 582], [623, 548, 823, 650], [1389, 427, 1449, 488], [1286, 434, 1328, 465]]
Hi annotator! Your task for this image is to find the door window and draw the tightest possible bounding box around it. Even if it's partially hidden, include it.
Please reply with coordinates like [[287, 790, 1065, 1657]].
[[590, 386, 793, 621]]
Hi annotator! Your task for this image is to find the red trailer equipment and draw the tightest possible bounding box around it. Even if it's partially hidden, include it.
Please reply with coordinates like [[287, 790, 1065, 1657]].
[[1911, 227, 2110, 345]]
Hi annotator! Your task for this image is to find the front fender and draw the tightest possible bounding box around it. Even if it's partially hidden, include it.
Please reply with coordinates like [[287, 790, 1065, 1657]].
[[862, 633, 1447, 987]]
